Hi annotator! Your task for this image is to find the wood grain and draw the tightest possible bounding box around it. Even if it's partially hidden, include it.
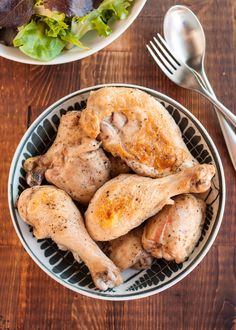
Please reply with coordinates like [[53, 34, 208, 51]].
[[0, 0, 235, 329]]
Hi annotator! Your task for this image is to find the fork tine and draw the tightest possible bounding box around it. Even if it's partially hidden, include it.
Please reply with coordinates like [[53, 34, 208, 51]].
[[156, 34, 181, 66], [149, 40, 175, 74], [153, 36, 178, 69], [146, 44, 173, 76]]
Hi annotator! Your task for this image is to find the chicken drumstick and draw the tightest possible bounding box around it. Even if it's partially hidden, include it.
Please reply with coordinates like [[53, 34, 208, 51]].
[[85, 164, 215, 241], [17, 185, 122, 290]]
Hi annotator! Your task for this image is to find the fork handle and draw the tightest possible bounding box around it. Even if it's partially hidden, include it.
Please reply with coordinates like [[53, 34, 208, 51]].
[[201, 89, 236, 128], [199, 70, 236, 171]]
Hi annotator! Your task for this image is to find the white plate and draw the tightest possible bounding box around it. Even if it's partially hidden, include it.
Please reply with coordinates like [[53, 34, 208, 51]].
[[0, 0, 146, 65], [8, 84, 225, 300]]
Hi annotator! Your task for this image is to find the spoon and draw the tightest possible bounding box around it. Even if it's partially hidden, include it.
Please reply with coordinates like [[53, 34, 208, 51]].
[[164, 5, 236, 170]]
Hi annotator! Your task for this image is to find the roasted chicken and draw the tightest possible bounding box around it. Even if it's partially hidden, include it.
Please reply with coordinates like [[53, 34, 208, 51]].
[[80, 87, 196, 178], [85, 164, 215, 241], [104, 227, 153, 271], [142, 194, 206, 263], [17, 185, 122, 290], [24, 111, 111, 204], [108, 155, 131, 178]]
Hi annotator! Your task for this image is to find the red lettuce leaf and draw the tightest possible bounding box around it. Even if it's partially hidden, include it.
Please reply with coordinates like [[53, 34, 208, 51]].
[[0, 27, 17, 45], [0, 0, 34, 28], [44, 0, 103, 17]]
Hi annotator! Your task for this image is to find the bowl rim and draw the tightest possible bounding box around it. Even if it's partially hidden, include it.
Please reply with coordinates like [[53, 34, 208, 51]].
[[8, 83, 226, 300], [0, 0, 147, 66]]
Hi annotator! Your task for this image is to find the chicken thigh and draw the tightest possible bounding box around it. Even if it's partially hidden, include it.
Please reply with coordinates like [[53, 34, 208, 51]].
[[85, 164, 215, 241], [142, 194, 206, 263], [24, 111, 111, 204], [104, 227, 153, 271], [17, 185, 122, 290], [107, 155, 131, 178], [80, 87, 196, 178]]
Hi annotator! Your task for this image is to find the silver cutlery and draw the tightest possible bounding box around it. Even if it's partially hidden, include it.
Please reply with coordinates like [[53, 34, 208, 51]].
[[147, 8, 236, 170], [163, 5, 236, 170], [147, 34, 236, 128]]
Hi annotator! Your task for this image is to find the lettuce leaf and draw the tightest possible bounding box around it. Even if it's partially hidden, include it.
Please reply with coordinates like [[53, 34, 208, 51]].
[[42, 0, 101, 17], [0, 0, 34, 28], [13, 20, 66, 61], [91, 16, 112, 36], [35, 0, 44, 5], [61, 32, 89, 49], [39, 14, 68, 37], [71, 0, 133, 40], [39, 13, 88, 48], [99, 0, 132, 19]]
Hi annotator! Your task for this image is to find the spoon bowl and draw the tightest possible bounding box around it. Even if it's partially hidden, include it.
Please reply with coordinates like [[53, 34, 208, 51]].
[[164, 5, 206, 72]]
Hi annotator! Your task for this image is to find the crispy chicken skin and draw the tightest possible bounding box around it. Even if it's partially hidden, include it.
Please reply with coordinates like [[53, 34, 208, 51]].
[[142, 194, 206, 263], [17, 186, 122, 290], [24, 111, 111, 204], [104, 227, 153, 271], [85, 164, 215, 241], [79, 87, 196, 178]]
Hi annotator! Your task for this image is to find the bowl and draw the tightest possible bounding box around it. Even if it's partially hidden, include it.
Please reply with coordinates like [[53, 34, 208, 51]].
[[0, 0, 146, 65], [8, 84, 225, 300]]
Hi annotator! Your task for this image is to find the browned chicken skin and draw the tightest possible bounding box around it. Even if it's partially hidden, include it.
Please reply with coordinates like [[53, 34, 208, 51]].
[[104, 227, 153, 271], [17, 185, 123, 290], [85, 164, 215, 241], [24, 111, 111, 204], [142, 194, 206, 263], [80, 87, 196, 178]]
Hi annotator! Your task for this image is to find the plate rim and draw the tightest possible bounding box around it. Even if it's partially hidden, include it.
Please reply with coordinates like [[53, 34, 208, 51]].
[[8, 83, 226, 300]]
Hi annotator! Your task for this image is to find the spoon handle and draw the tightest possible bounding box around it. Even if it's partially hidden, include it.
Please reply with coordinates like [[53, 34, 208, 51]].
[[217, 113, 236, 170], [200, 89, 236, 128], [199, 70, 236, 171]]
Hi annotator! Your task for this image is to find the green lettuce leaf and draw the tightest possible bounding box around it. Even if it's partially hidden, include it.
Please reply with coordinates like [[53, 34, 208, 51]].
[[71, 0, 133, 40], [35, 0, 43, 6], [90, 16, 112, 36], [99, 0, 132, 19], [61, 32, 89, 49], [39, 14, 68, 37], [13, 20, 66, 61]]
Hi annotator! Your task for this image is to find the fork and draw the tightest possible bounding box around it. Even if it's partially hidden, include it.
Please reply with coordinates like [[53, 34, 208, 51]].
[[147, 34, 236, 128]]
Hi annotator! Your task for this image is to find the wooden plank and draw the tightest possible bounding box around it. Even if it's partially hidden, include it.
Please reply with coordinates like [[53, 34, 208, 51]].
[[0, 246, 234, 329]]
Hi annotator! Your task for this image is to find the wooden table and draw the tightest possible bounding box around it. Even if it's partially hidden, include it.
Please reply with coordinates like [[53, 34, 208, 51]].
[[0, 0, 235, 329]]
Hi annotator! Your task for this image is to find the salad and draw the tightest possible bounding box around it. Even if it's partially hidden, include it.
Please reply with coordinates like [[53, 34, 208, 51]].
[[0, 0, 134, 61]]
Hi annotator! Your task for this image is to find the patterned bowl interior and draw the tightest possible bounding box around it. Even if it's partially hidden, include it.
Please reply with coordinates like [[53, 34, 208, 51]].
[[9, 85, 224, 300]]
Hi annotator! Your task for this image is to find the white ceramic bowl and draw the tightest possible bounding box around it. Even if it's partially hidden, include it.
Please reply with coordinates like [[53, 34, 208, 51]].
[[8, 84, 225, 300], [0, 0, 146, 65]]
